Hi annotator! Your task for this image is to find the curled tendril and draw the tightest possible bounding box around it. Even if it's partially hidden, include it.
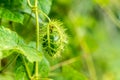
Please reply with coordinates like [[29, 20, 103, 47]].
[[40, 20, 67, 57], [27, 0, 67, 57], [27, 0, 33, 8]]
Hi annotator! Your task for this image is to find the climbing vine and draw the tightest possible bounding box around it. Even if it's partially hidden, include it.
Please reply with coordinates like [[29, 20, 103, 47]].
[[0, 0, 67, 80]]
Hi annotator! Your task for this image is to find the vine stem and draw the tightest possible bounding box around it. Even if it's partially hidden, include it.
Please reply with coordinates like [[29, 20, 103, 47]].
[[80, 40, 97, 80], [27, 0, 33, 8], [22, 57, 32, 79], [0, 59, 2, 70], [27, 0, 40, 79], [38, 10, 51, 22], [34, 0, 39, 79]]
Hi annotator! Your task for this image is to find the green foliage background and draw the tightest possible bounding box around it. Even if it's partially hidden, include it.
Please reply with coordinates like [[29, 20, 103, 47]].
[[0, 0, 120, 80], [49, 0, 120, 80]]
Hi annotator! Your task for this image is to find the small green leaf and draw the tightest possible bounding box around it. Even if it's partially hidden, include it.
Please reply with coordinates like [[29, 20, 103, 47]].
[[0, 7, 24, 23]]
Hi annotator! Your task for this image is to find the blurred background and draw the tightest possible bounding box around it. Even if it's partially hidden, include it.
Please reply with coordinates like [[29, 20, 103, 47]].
[[48, 0, 120, 80]]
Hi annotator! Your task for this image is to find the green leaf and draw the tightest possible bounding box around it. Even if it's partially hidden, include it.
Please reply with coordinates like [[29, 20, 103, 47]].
[[15, 65, 29, 80], [0, 26, 19, 58], [0, 0, 52, 23], [0, 0, 25, 10], [0, 7, 24, 24], [38, 57, 50, 77], [0, 26, 42, 62], [38, 0, 52, 21], [0, 0, 52, 15], [38, 0, 52, 14]]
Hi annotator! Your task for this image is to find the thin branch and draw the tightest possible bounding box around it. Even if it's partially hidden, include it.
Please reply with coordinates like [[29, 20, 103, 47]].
[[38, 10, 51, 22], [22, 57, 32, 79], [101, 7, 120, 28], [50, 57, 79, 71]]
